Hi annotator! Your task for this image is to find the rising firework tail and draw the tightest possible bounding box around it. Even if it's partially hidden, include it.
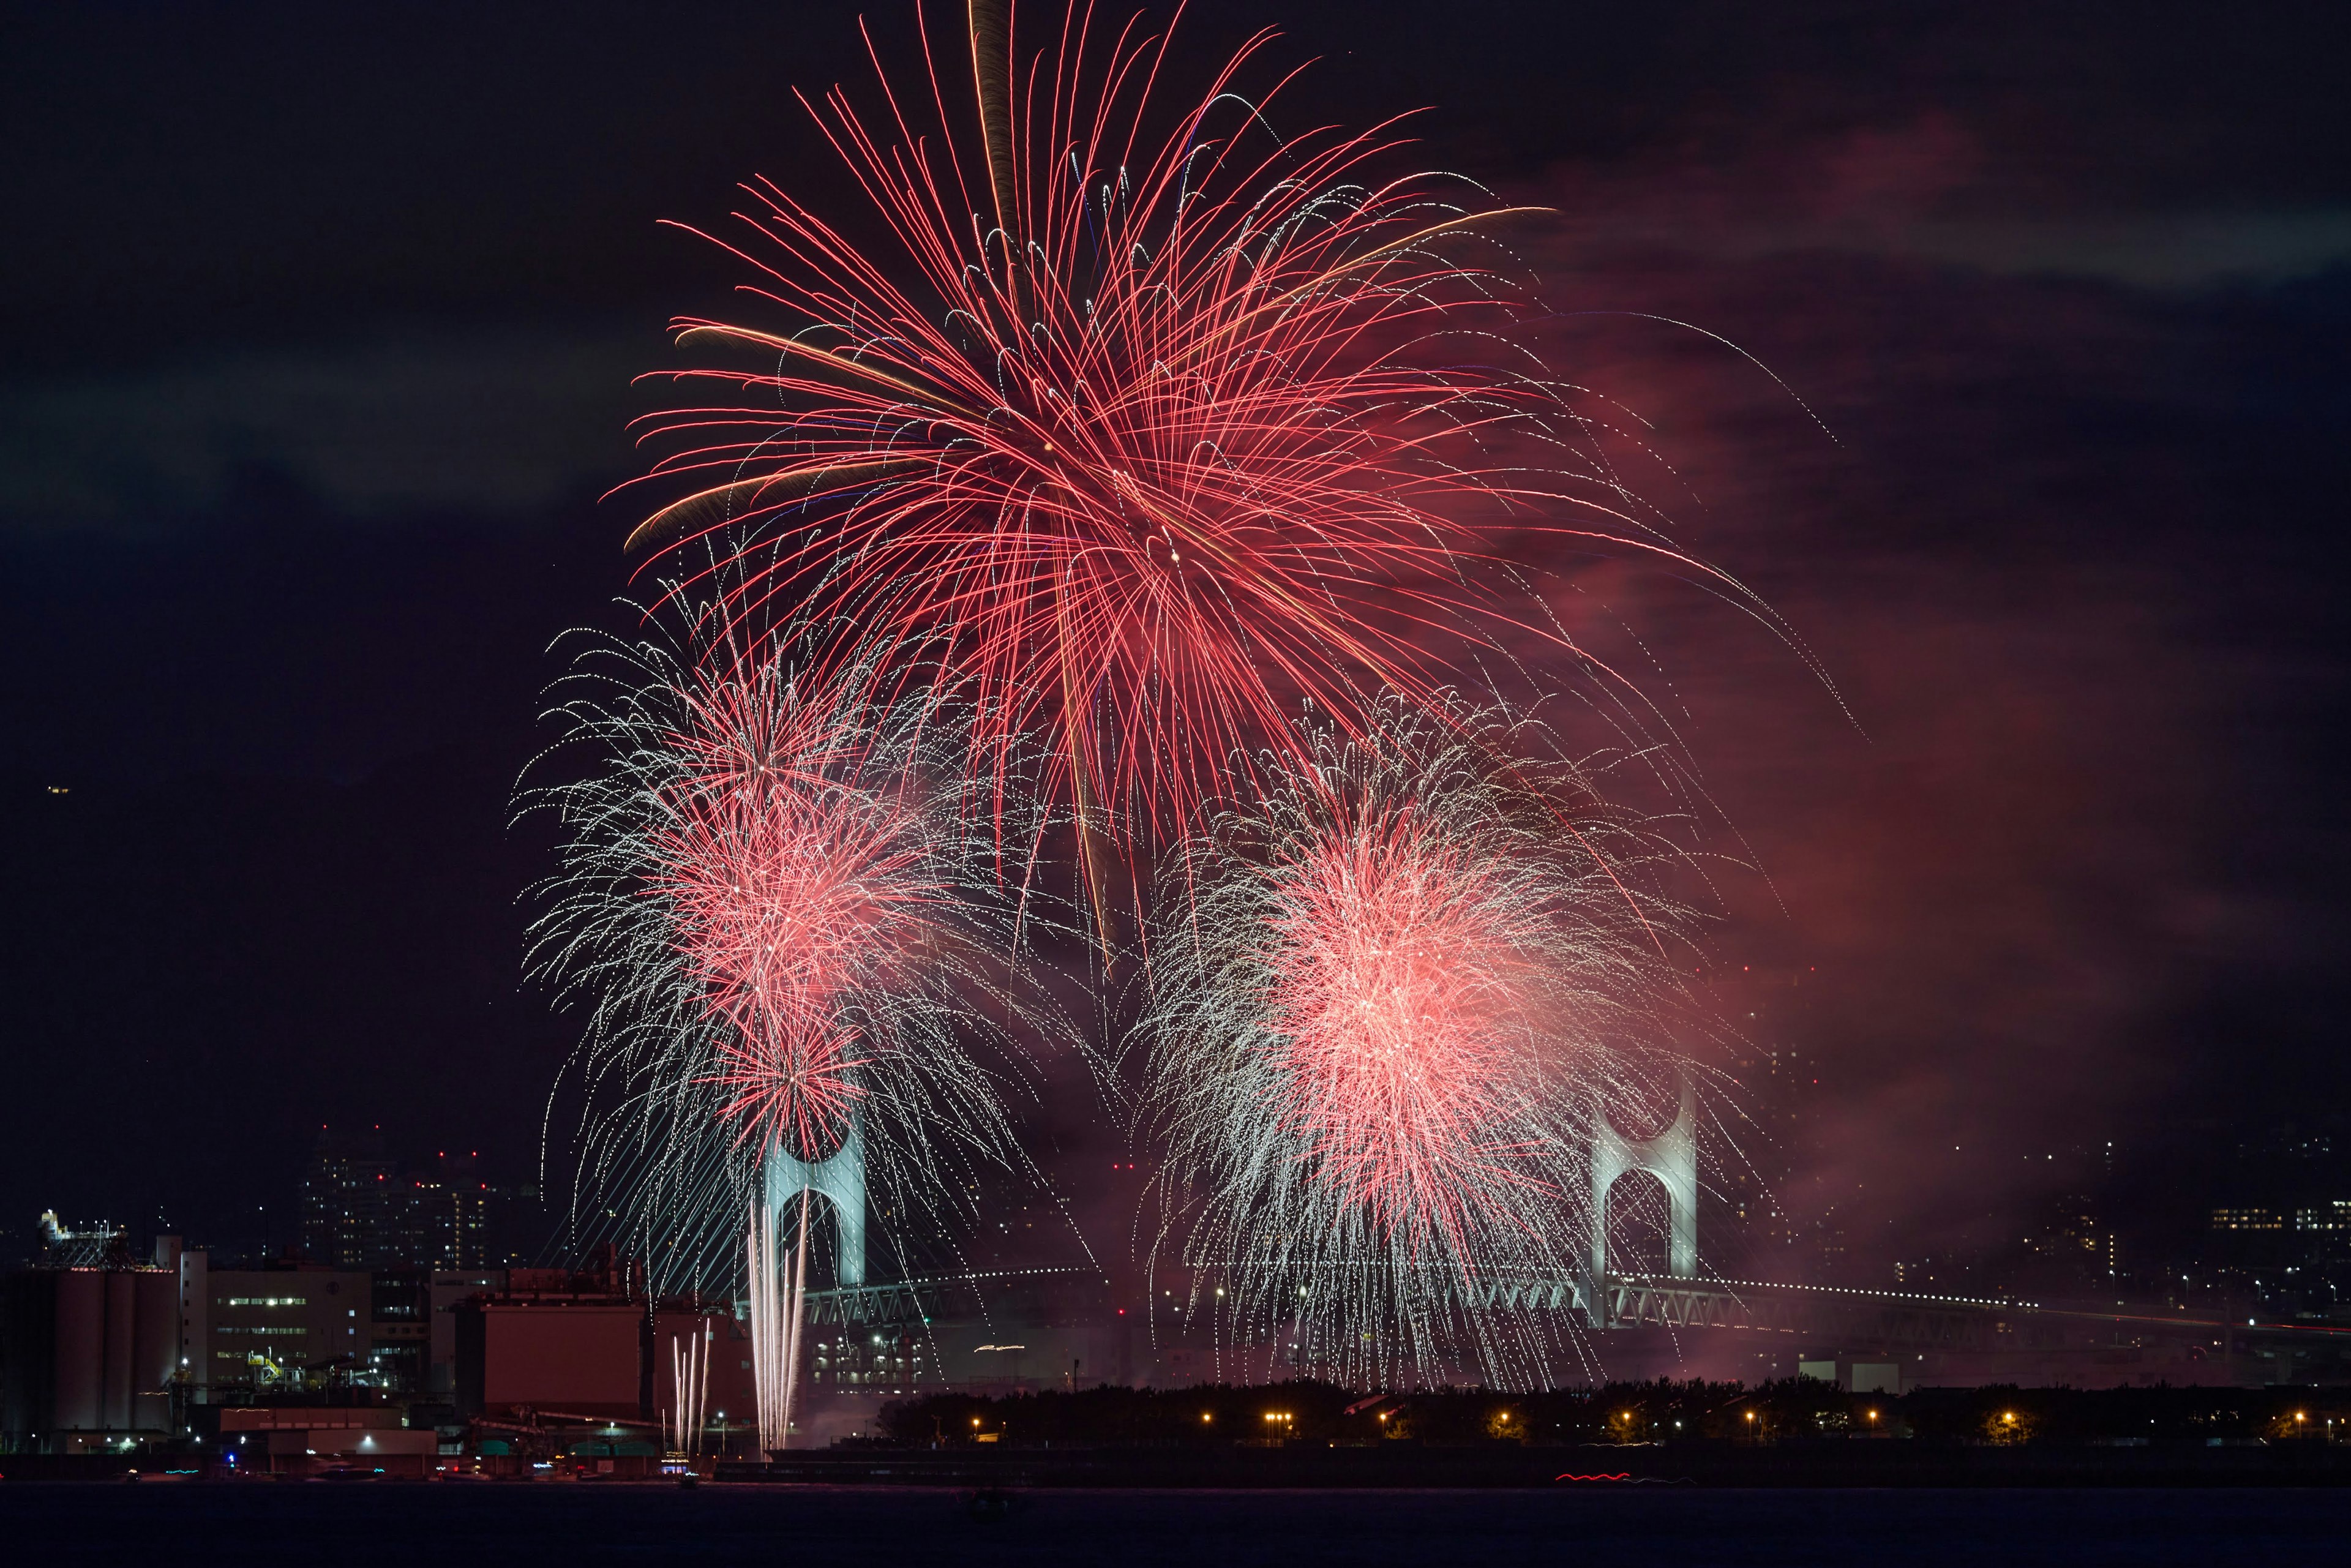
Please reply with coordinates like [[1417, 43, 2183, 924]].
[[666, 1319, 713, 1455]]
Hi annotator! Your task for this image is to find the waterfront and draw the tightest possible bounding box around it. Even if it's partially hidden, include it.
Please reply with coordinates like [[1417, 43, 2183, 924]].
[[5, 1484, 2347, 1566]]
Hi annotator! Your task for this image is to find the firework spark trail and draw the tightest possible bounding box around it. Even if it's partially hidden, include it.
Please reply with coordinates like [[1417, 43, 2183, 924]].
[[666, 1321, 711, 1455], [525, 604, 1052, 1311], [617, 1, 1791, 920], [1142, 702, 1717, 1387], [746, 1195, 787, 1449]]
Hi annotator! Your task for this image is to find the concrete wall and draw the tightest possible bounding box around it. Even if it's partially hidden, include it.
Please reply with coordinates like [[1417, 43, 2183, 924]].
[[457, 1300, 643, 1418], [426, 1271, 503, 1395]]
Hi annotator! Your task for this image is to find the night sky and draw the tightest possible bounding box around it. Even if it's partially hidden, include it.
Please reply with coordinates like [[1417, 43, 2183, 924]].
[[4, 1, 2345, 1278]]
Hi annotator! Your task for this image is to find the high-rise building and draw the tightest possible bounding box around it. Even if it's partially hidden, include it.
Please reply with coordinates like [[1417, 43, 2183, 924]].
[[2016, 1191, 2112, 1296], [299, 1128, 397, 1267], [298, 1133, 508, 1270]]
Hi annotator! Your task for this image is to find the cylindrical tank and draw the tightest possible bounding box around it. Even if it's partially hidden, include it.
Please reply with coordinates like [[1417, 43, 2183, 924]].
[[102, 1271, 137, 1429], [133, 1270, 178, 1431], [52, 1271, 105, 1432]]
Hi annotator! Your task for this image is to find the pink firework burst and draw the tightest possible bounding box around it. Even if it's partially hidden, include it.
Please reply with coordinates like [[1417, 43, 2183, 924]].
[[1144, 704, 1704, 1384], [649, 671, 948, 1161], [530, 618, 1049, 1298], [1258, 806, 1553, 1255], [660, 782, 937, 1160]]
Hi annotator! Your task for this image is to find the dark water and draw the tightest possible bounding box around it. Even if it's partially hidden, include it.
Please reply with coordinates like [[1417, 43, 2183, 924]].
[[7, 1484, 2348, 1564]]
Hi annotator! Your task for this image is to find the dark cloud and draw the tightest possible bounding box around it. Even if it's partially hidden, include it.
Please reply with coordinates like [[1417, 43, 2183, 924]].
[[0, 327, 648, 531], [1493, 178, 2351, 1270], [1535, 115, 2351, 288]]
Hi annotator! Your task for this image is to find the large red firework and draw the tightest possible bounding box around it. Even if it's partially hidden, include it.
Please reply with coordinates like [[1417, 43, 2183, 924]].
[[624, 1, 1567, 876]]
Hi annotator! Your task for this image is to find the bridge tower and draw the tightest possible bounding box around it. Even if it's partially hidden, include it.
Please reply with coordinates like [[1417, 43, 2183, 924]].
[[762, 1117, 866, 1287], [1589, 1073, 1698, 1320]]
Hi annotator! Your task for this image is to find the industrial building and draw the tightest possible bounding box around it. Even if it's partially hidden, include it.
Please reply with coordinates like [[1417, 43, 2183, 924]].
[[0, 1219, 178, 1452], [214, 1406, 440, 1476], [184, 1247, 370, 1396], [452, 1272, 643, 1422]]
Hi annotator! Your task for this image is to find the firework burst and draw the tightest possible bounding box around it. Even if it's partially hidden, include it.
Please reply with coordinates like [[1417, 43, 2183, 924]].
[[525, 612, 1046, 1298], [1256, 805, 1556, 1254], [618, 0, 1758, 921], [1141, 702, 1712, 1386], [651, 686, 939, 1161]]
